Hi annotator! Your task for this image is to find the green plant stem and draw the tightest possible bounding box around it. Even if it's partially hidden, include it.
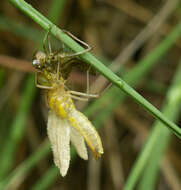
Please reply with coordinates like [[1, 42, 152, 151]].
[[8, 0, 181, 138], [123, 62, 181, 190], [84, 18, 181, 124], [0, 75, 36, 180], [138, 145, 166, 190]]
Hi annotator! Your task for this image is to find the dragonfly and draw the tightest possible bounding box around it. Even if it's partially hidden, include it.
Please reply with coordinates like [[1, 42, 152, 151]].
[[32, 30, 103, 177]]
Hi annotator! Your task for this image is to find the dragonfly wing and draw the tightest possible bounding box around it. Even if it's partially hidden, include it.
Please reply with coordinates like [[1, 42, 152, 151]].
[[47, 111, 70, 177], [70, 127, 88, 160], [68, 110, 103, 159]]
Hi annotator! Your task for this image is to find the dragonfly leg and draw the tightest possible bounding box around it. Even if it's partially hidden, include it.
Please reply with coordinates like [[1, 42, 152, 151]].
[[69, 82, 112, 98], [70, 94, 88, 101], [56, 60, 61, 81], [66, 68, 99, 99], [86, 69, 90, 94], [69, 91, 99, 98], [56, 29, 92, 57], [43, 27, 53, 54]]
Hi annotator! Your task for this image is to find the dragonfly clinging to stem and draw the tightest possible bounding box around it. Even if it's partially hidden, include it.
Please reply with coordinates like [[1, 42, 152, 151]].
[[32, 30, 103, 176]]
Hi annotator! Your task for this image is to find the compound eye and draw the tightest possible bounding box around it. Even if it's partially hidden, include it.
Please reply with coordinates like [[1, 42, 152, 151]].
[[32, 59, 41, 69]]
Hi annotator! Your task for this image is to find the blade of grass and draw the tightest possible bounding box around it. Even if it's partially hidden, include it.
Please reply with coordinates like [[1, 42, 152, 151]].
[[84, 17, 181, 123], [0, 74, 36, 179], [123, 62, 181, 190], [8, 0, 181, 138], [138, 147, 166, 190]]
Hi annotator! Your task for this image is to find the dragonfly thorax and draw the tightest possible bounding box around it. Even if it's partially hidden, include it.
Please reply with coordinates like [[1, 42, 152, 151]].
[[47, 87, 75, 119]]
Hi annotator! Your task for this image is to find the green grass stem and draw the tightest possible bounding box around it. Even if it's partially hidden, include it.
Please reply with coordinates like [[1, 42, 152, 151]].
[[8, 0, 181, 138], [84, 18, 181, 124]]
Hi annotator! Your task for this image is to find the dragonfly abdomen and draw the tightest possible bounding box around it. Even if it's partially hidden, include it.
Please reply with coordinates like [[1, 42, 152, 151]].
[[68, 109, 104, 158]]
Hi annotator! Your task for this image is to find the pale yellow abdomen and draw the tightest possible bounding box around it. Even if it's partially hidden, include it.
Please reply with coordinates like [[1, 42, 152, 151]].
[[68, 109, 104, 158]]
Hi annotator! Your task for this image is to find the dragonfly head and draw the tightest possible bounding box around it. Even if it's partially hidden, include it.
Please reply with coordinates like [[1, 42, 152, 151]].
[[32, 51, 46, 70]]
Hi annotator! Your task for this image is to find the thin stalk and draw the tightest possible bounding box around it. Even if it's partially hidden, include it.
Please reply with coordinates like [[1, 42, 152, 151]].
[[84, 17, 181, 122], [8, 0, 181, 138], [123, 62, 181, 190], [138, 145, 165, 190]]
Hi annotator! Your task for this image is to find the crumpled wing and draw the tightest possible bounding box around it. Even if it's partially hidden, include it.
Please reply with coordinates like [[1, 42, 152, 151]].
[[47, 111, 70, 177], [70, 127, 88, 160]]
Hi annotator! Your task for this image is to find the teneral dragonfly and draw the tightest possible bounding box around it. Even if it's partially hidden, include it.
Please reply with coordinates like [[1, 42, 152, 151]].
[[32, 38, 103, 176]]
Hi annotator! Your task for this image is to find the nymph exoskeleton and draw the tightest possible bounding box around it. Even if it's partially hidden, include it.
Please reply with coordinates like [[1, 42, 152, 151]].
[[32, 30, 103, 176]]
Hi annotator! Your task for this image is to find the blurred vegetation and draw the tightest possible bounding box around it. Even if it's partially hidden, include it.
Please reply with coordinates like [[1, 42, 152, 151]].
[[1, 0, 181, 190]]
